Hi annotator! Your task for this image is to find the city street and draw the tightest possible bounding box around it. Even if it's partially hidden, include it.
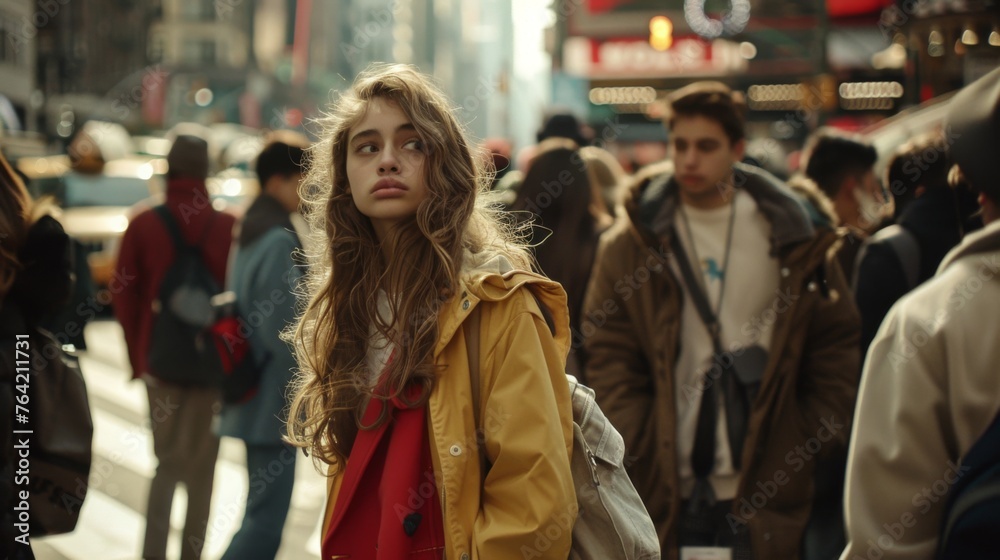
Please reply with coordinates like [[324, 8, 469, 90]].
[[2, 0, 999, 558], [29, 320, 326, 560]]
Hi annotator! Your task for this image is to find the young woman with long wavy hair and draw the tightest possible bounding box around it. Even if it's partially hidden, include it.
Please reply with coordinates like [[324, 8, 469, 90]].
[[285, 64, 577, 559]]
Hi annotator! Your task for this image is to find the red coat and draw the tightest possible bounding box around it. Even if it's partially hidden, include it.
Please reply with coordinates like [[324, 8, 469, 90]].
[[323, 380, 446, 559], [112, 178, 236, 379]]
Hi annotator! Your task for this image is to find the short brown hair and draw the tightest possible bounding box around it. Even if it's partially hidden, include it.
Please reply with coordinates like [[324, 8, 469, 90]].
[[886, 131, 948, 218], [663, 81, 746, 145], [802, 128, 877, 199]]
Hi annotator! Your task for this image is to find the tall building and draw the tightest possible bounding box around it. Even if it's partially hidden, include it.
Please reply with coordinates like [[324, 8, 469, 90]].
[[30, 0, 156, 135], [33, 1, 154, 97], [150, 0, 250, 70], [0, 0, 38, 131], [434, 0, 513, 143], [287, 0, 515, 142], [150, 0, 252, 127]]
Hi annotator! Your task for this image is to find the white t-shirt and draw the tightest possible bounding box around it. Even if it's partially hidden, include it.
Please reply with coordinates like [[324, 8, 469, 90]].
[[671, 189, 781, 500]]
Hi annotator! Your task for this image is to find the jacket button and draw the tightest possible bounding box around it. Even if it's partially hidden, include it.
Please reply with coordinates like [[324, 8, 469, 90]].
[[462, 300, 470, 310], [780, 267, 790, 278], [450, 444, 463, 456], [460, 554, 469, 560], [807, 281, 818, 292]]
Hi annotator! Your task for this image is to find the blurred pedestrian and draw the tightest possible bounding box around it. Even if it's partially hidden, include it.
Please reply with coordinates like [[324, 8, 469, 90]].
[[787, 174, 839, 227], [482, 137, 513, 189], [3, 150, 93, 555], [583, 81, 860, 559], [113, 135, 237, 560], [284, 63, 576, 559], [512, 138, 613, 380], [493, 111, 593, 210], [537, 108, 591, 148], [579, 145, 629, 217], [217, 140, 307, 560], [801, 129, 886, 281], [853, 131, 982, 354], [840, 65, 1000, 560]]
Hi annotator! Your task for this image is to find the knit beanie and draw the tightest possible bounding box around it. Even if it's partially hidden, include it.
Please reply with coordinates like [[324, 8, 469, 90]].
[[167, 135, 210, 180]]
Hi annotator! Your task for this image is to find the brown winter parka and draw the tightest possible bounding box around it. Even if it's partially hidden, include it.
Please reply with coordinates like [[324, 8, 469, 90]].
[[582, 162, 861, 560]]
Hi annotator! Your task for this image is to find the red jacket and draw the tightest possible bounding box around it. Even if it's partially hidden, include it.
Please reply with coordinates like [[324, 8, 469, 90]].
[[112, 178, 236, 379], [323, 383, 446, 559]]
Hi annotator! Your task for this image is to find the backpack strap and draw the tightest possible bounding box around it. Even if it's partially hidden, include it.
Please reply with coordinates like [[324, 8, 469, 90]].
[[463, 290, 559, 477], [940, 477, 1000, 553], [854, 224, 922, 291], [462, 304, 489, 475], [937, 408, 1000, 556], [881, 225, 921, 290], [154, 205, 219, 251], [153, 205, 190, 251], [669, 232, 723, 354]]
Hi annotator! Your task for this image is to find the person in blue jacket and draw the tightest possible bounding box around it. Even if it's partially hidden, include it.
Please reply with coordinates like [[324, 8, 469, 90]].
[[217, 139, 307, 560]]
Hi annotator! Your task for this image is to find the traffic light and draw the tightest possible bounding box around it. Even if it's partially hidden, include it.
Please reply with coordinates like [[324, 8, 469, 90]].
[[649, 16, 673, 51]]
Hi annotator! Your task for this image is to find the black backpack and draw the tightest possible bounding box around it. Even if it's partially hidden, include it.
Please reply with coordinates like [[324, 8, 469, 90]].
[[936, 409, 1000, 558], [147, 205, 226, 386]]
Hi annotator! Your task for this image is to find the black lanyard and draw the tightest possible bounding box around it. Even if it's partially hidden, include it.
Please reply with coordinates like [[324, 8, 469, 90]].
[[677, 195, 738, 319]]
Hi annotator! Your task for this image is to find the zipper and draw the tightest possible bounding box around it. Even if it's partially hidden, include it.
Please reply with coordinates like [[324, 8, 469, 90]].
[[587, 449, 601, 486]]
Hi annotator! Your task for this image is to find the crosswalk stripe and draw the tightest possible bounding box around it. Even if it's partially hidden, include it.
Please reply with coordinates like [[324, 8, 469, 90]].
[[43, 408, 249, 559], [36, 485, 144, 560]]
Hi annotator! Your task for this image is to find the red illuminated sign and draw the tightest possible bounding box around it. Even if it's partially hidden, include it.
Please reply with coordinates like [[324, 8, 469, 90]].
[[563, 36, 747, 79]]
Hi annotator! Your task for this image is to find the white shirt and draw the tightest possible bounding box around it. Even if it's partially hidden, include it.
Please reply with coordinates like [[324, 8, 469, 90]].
[[671, 189, 782, 500], [366, 290, 396, 386]]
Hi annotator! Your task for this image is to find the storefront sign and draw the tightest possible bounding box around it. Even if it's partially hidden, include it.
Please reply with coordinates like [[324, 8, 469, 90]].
[[563, 36, 747, 79]]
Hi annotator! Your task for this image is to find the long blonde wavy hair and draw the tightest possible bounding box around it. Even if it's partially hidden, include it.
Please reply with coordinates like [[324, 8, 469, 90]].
[[286, 63, 531, 472]]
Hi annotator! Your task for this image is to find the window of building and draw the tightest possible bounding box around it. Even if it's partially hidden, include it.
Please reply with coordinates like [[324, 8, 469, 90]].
[[0, 17, 8, 66], [0, 12, 22, 67], [148, 33, 164, 62], [182, 39, 216, 65], [182, 0, 215, 21]]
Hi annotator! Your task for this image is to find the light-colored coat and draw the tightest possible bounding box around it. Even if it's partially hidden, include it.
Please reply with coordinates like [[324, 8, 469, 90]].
[[323, 255, 577, 560], [841, 219, 1000, 560]]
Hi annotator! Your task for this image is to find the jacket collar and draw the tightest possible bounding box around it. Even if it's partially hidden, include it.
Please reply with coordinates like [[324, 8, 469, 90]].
[[938, 218, 1000, 272], [238, 193, 296, 248], [628, 161, 815, 256], [433, 251, 571, 360]]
